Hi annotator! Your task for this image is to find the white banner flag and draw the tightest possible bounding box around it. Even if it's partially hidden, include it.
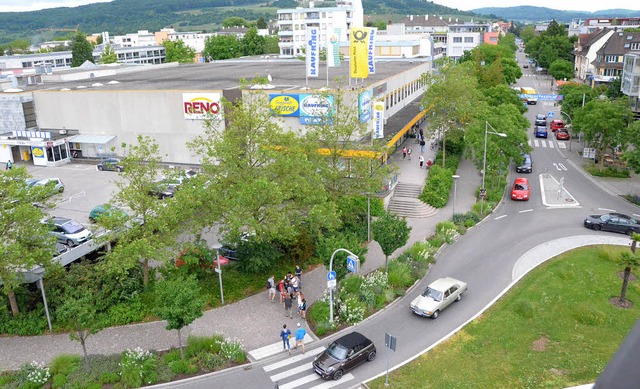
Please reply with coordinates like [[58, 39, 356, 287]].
[[306, 27, 320, 78], [372, 100, 384, 139], [367, 28, 377, 75], [327, 28, 341, 68]]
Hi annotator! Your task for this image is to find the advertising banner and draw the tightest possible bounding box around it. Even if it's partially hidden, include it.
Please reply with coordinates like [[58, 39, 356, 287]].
[[306, 27, 320, 78], [372, 101, 384, 139], [31, 146, 47, 166], [358, 90, 372, 122], [350, 28, 369, 78], [367, 28, 376, 75], [269, 94, 300, 116], [299, 94, 334, 125], [182, 93, 222, 120], [327, 28, 341, 68]]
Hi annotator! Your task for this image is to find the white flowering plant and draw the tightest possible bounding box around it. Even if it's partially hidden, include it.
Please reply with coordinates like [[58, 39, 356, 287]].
[[337, 296, 366, 325], [19, 361, 51, 387], [119, 347, 158, 387], [216, 337, 246, 363]]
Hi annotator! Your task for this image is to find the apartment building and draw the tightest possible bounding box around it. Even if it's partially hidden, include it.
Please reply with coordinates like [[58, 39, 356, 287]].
[[621, 53, 640, 116], [447, 22, 493, 60], [591, 31, 640, 87], [112, 30, 157, 47], [574, 29, 615, 83]]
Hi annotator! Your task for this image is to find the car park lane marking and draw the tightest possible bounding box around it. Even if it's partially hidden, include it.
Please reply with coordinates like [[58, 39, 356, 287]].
[[263, 347, 325, 372], [57, 191, 86, 204], [309, 374, 354, 389], [494, 215, 507, 220], [518, 209, 534, 213], [598, 208, 617, 213], [270, 363, 313, 382], [279, 373, 322, 389]]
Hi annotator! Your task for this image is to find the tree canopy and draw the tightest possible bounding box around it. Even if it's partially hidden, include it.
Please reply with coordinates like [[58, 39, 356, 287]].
[[163, 39, 196, 63], [71, 31, 94, 67]]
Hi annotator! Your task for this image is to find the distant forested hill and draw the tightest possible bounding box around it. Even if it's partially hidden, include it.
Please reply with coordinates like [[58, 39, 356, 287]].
[[472, 6, 640, 23]]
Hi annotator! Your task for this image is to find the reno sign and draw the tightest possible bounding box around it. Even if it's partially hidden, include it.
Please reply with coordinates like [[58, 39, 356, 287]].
[[183, 93, 222, 120]]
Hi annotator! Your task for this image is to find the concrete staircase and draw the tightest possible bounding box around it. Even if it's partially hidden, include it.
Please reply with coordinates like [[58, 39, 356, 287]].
[[388, 182, 438, 218]]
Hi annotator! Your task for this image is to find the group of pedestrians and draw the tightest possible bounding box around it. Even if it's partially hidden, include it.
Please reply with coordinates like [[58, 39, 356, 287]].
[[279, 322, 306, 355], [403, 146, 432, 169], [267, 265, 307, 319]]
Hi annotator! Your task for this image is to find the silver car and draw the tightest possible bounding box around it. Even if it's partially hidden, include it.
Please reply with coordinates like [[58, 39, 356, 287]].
[[410, 277, 468, 319], [45, 217, 93, 247]]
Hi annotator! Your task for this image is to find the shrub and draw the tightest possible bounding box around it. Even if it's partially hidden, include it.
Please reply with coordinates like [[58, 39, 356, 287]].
[[338, 276, 364, 299], [168, 359, 198, 375], [52, 373, 68, 388], [119, 347, 158, 388], [163, 349, 182, 364], [420, 165, 454, 208], [574, 304, 608, 325], [307, 300, 330, 327], [99, 371, 120, 384], [235, 240, 284, 274], [436, 221, 457, 244], [195, 352, 227, 371], [623, 194, 640, 206], [337, 296, 366, 325], [387, 260, 414, 288], [104, 297, 144, 327], [315, 232, 367, 280], [588, 166, 630, 178], [17, 361, 51, 388], [216, 337, 246, 364], [186, 335, 225, 358], [66, 355, 120, 388], [0, 307, 49, 336], [49, 354, 81, 376]]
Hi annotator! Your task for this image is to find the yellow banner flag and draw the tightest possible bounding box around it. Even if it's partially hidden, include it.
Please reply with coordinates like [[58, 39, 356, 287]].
[[350, 28, 370, 79]]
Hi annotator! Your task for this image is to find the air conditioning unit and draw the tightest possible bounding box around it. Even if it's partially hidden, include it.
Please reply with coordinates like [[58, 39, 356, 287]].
[[59, 130, 67, 135]]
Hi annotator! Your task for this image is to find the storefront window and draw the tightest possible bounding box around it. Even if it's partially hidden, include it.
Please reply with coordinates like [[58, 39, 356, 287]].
[[46, 144, 70, 162]]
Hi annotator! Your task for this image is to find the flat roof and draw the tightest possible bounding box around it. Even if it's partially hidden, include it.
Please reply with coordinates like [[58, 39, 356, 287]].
[[26, 58, 429, 92]]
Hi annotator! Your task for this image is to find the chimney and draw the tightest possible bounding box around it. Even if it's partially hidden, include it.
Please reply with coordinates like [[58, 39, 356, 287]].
[[425, 15, 428, 20]]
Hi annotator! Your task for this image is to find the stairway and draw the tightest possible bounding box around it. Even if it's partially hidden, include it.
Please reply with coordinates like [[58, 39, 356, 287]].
[[388, 182, 438, 218]]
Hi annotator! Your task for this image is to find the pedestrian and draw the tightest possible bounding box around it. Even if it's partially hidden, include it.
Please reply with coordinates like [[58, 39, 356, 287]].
[[291, 274, 300, 296], [297, 291, 305, 315], [280, 324, 292, 354], [427, 159, 433, 169], [407, 147, 413, 161], [5, 160, 12, 170], [420, 139, 426, 153], [295, 264, 302, 288], [402, 146, 407, 160], [295, 322, 306, 354], [284, 292, 293, 319], [419, 154, 424, 169], [300, 298, 307, 320], [267, 275, 276, 302], [277, 278, 286, 304]]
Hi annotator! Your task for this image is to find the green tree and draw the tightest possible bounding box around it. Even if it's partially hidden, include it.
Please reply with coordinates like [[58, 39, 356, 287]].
[[222, 17, 249, 28], [99, 43, 118, 64], [241, 27, 265, 56], [548, 59, 574, 81], [623, 120, 640, 173], [203, 35, 241, 60], [574, 98, 633, 169], [163, 39, 196, 63], [520, 25, 536, 43], [545, 20, 566, 37], [263, 35, 280, 54], [606, 77, 624, 99], [154, 275, 204, 359], [8, 38, 30, 53], [0, 168, 58, 316], [371, 212, 411, 272], [256, 17, 267, 29], [483, 84, 526, 114], [558, 82, 597, 119], [71, 31, 94, 67], [617, 251, 640, 304], [56, 289, 104, 370]]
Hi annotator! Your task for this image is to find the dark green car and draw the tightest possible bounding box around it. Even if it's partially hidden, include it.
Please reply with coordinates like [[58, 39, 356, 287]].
[[89, 204, 126, 223]]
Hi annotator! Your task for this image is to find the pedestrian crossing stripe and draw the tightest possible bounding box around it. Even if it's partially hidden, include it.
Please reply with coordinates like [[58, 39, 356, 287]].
[[527, 139, 565, 149], [308, 374, 354, 389], [264, 347, 325, 372], [278, 373, 322, 389], [558, 143, 567, 149], [270, 362, 313, 382]]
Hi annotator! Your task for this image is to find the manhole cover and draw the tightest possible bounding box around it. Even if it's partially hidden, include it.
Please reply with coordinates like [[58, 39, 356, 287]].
[[565, 198, 574, 202]]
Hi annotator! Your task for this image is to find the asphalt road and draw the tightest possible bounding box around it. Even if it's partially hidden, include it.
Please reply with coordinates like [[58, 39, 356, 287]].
[[151, 54, 640, 389]]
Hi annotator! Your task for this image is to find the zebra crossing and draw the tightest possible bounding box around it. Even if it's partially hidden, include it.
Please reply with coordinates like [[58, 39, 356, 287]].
[[528, 139, 567, 149], [264, 346, 355, 389]]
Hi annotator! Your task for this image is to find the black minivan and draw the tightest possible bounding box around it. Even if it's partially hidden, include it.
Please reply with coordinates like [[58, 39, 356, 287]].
[[313, 332, 376, 380]]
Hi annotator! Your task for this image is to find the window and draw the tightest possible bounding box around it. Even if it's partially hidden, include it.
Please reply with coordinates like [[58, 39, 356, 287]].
[[631, 43, 640, 50], [453, 37, 462, 43], [464, 37, 473, 43], [605, 55, 617, 62]]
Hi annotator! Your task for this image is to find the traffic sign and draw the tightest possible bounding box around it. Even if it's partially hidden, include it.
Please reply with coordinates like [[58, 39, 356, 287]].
[[327, 271, 337, 281], [518, 93, 563, 101], [547, 111, 554, 118], [327, 279, 337, 289], [347, 255, 358, 273]]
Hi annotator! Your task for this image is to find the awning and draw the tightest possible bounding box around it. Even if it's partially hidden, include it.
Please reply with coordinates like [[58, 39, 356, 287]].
[[68, 134, 116, 144]]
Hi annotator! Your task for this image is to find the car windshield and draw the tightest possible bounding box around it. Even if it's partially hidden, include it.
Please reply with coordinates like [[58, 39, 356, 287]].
[[514, 184, 528, 190], [62, 221, 85, 234], [326, 342, 349, 360], [422, 287, 443, 302], [600, 215, 611, 222]]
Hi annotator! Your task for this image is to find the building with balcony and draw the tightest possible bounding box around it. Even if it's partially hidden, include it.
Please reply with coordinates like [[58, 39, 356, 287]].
[[622, 53, 640, 117], [112, 30, 157, 47], [446, 22, 492, 60], [591, 31, 640, 87], [574, 29, 615, 84]]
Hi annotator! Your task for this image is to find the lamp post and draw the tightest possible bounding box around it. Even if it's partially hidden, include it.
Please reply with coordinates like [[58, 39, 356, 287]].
[[328, 248, 359, 323], [211, 243, 225, 305], [482, 121, 507, 214], [32, 266, 52, 333], [560, 110, 573, 152], [452, 175, 460, 217]]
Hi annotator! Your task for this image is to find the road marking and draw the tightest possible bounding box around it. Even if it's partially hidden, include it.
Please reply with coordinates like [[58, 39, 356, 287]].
[[598, 208, 616, 212], [270, 362, 313, 381], [557, 163, 567, 171], [309, 374, 354, 389], [558, 142, 567, 149], [518, 209, 533, 213], [548, 141, 554, 148], [58, 191, 86, 204], [264, 347, 325, 372], [541, 140, 547, 148], [279, 373, 321, 389], [494, 215, 507, 220], [527, 139, 532, 147], [634, 214, 640, 218], [533, 139, 539, 148]]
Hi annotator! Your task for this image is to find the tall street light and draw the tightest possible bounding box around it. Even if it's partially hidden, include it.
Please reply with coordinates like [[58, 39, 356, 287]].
[[452, 175, 460, 217], [560, 110, 573, 152], [482, 121, 507, 214], [211, 243, 225, 305]]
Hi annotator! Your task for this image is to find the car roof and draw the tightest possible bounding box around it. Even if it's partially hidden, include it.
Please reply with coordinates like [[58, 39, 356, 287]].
[[429, 277, 462, 291], [552, 119, 564, 123], [514, 177, 529, 185], [52, 216, 73, 224], [334, 332, 371, 349], [536, 126, 546, 130], [536, 114, 545, 119]]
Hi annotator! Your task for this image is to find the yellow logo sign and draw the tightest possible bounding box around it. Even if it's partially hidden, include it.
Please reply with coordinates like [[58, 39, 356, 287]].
[[32, 147, 44, 157], [270, 95, 299, 116]]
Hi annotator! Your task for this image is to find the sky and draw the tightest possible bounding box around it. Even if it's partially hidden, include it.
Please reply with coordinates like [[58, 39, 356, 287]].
[[0, 0, 638, 13]]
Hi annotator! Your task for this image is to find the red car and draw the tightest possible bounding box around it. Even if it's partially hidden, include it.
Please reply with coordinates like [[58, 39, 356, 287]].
[[556, 130, 570, 140], [511, 178, 530, 201], [550, 120, 565, 131]]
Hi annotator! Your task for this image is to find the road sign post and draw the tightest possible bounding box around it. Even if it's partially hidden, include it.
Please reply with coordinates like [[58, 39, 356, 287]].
[[328, 249, 359, 323], [384, 333, 397, 386]]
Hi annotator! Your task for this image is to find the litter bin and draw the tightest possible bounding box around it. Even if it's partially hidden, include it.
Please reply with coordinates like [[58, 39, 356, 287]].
[[22, 151, 30, 161]]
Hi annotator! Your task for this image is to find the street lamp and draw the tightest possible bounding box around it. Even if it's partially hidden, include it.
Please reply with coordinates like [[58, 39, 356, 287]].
[[560, 110, 573, 152], [328, 248, 359, 323], [452, 175, 460, 217], [211, 243, 225, 305], [482, 121, 507, 214], [32, 266, 52, 333]]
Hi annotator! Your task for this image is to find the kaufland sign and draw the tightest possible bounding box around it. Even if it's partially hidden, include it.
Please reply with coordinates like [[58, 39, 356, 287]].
[[183, 93, 222, 120]]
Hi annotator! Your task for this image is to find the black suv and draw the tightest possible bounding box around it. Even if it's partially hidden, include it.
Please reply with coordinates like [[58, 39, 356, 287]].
[[516, 153, 533, 173], [313, 332, 376, 380], [534, 114, 546, 127]]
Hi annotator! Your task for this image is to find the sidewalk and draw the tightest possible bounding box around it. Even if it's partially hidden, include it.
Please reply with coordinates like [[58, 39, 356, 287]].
[[0, 139, 480, 371]]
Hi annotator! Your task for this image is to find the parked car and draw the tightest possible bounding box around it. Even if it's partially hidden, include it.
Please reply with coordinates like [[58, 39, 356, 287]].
[[584, 213, 640, 235], [410, 277, 468, 319], [516, 153, 533, 174], [97, 158, 124, 172], [89, 204, 127, 223], [523, 64, 529, 68], [556, 130, 570, 140], [511, 177, 530, 201], [534, 126, 548, 138], [550, 120, 565, 131], [313, 332, 376, 380], [148, 180, 177, 199], [44, 216, 93, 246], [534, 114, 546, 127], [27, 177, 65, 193]]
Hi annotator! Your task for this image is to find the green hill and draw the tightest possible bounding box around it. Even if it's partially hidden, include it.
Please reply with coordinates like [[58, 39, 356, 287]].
[[471, 6, 640, 23]]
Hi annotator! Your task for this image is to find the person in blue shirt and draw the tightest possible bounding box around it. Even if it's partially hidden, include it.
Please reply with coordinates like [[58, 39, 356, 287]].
[[295, 322, 306, 354], [280, 324, 291, 354]]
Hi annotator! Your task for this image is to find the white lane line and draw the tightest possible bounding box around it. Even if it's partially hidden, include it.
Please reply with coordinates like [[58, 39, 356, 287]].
[[309, 374, 354, 389], [527, 139, 532, 147], [494, 215, 507, 220], [541, 140, 547, 148], [279, 373, 322, 389], [519, 209, 534, 213], [598, 208, 616, 212], [634, 214, 640, 218], [549, 141, 554, 148], [533, 139, 539, 148], [264, 347, 325, 372], [270, 363, 313, 382], [558, 142, 567, 149]]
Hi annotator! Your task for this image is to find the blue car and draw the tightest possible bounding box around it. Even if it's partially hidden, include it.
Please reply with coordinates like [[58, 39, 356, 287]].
[[535, 126, 548, 138]]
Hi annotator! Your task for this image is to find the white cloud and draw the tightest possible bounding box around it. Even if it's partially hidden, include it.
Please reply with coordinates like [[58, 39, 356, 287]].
[[0, 0, 112, 13], [435, 0, 640, 13]]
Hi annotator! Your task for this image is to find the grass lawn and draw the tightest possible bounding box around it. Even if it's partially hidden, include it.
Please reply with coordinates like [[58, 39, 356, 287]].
[[368, 245, 640, 388]]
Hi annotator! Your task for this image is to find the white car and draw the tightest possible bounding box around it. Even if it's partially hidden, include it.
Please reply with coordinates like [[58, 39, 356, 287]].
[[45, 217, 93, 247], [410, 277, 468, 319]]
